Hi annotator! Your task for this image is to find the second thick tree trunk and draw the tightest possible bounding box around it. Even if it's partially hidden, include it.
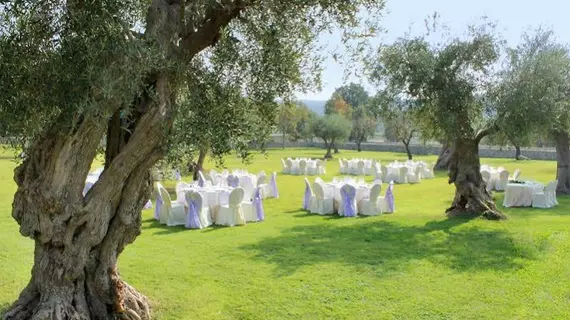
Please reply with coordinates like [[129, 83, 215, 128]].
[[403, 141, 412, 160], [554, 131, 570, 195], [434, 141, 454, 170], [446, 139, 506, 220], [193, 146, 209, 181], [515, 145, 521, 160]]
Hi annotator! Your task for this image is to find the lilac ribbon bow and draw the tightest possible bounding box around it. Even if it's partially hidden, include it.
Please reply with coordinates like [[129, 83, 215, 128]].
[[341, 188, 356, 217], [386, 184, 394, 213], [254, 188, 265, 221], [154, 196, 163, 220], [185, 198, 202, 229], [270, 173, 279, 198], [228, 175, 239, 188], [144, 199, 153, 209], [198, 174, 205, 187]]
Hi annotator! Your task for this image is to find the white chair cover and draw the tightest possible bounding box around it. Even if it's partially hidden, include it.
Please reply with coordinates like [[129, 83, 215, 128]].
[[239, 175, 255, 202], [216, 187, 246, 226], [532, 180, 558, 208], [302, 178, 316, 211], [379, 183, 395, 213], [311, 182, 334, 215], [281, 159, 291, 174], [358, 184, 382, 216], [495, 170, 509, 191], [158, 185, 186, 226]]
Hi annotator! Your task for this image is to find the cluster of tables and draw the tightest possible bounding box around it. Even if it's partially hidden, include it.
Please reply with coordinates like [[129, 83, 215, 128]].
[[282, 158, 326, 175]]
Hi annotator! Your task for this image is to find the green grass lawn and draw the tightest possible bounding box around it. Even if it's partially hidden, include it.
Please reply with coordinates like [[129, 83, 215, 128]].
[[1, 148, 570, 319]]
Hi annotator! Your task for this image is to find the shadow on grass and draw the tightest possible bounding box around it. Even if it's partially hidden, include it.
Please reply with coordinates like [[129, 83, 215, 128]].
[[241, 217, 541, 277]]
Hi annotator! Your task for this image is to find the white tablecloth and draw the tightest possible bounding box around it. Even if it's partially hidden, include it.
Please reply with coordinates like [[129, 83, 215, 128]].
[[180, 186, 231, 209], [503, 182, 544, 207], [289, 158, 317, 170], [322, 183, 371, 203]]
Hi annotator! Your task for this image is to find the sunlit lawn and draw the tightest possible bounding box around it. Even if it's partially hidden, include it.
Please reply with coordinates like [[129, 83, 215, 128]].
[[1, 148, 570, 319]]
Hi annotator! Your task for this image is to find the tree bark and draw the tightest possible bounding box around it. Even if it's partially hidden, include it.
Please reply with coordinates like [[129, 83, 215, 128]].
[[193, 145, 208, 181], [282, 131, 286, 149], [515, 145, 521, 160], [5, 1, 249, 319], [333, 143, 339, 154], [445, 138, 506, 220], [324, 139, 333, 159], [434, 141, 454, 170], [356, 140, 362, 152], [554, 130, 570, 195], [403, 140, 412, 160]]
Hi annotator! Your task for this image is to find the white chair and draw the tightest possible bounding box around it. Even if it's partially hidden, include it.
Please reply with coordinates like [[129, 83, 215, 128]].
[[339, 184, 358, 217], [356, 161, 365, 176], [185, 191, 212, 229], [397, 167, 408, 184], [287, 159, 300, 175], [242, 187, 264, 222], [511, 169, 522, 181], [227, 174, 240, 188], [342, 160, 350, 175], [306, 162, 318, 175], [267, 172, 279, 198], [316, 160, 326, 174], [407, 166, 422, 184], [299, 159, 307, 175], [421, 163, 435, 179], [257, 174, 269, 199], [495, 170, 509, 191], [311, 182, 334, 215], [281, 159, 291, 174], [158, 185, 186, 226], [302, 178, 317, 211], [378, 183, 395, 213], [216, 187, 246, 226], [532, 181, 558, 208], [339, 159, 346, 174], [209, 169, 218, 180], [373, 178, 383, 186], [175, 182, 190, 204], [358, 184, 382, 216], [239, 175, 255, 202]]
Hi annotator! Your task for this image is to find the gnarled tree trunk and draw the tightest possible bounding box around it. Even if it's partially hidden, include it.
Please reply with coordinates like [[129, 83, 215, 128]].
[[554, 130, 570, 195], [445, 138, 506, 220], [4, 1, 247, 319], [324, 139, 334, 159], [434, 141, 454, 170]]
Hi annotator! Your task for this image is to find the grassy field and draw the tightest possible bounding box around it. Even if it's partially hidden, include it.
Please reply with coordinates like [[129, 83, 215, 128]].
[[1, 148, 570, 319]]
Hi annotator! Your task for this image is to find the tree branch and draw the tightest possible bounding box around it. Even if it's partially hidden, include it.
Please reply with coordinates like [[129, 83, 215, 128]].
[[475, 123, 499, 143], [181, 0, 251, 58]]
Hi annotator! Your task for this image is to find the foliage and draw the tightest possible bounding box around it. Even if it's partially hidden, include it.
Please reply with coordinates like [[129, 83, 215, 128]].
[[311, 114, 352, 155], [493, 28, 570, 141], [368, 20, 503, 142], [165, 65, 275, 171], [350, 105, 377, 147], [380, 97, 417, 145], [324, 93, 352, 117]]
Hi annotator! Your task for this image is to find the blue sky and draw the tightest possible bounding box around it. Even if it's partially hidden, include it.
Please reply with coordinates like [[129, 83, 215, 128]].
[[297, 0, 570, 100]]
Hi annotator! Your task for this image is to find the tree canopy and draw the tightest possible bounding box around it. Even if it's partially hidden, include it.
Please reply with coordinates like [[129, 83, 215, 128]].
[[312, 114, 353, 158]]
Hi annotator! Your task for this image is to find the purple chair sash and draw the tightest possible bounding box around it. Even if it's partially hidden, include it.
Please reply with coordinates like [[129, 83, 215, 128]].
[[270, 173, 279, 198], [144, 199, 153, 209], [154, 196, 162, 220], [254, 188, 265, 221], [386, 184, 395, 212], [303, 183, 311, 210], [341, 187, 357, 217], [228, 175, 239, 188], [83, 182, 94, 196], [174, 170, 182, 181], [185, 199, 202, 229], [198, 174, 205, 187]]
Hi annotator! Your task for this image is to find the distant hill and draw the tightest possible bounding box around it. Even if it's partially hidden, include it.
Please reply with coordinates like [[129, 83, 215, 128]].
[[300, 100, 326, 115]]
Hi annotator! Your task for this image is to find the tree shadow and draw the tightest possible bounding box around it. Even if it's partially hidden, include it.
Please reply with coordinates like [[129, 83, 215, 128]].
[[142, 220, 188, 235], [241, 217, 542, 277]]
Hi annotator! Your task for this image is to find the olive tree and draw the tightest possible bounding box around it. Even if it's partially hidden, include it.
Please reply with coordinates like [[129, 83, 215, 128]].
[[312, 114, 353, 158], [380, 97, 418, 159], [369, 22, 506, 219], [0, 1, 385, 318], [494, 29, 570, 193]]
